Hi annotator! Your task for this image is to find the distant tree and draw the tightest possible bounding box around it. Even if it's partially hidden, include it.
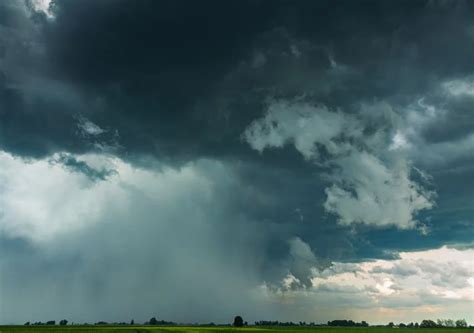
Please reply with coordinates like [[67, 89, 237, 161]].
[[445, 319, 455, 328], [414, 322, 419, 328], [456, 319, 467, 328], [328, 320, 367, 327], [387, 322, 394, 328], [130, 319, 134, 325], [420, 320, 437, 328], [233, 316, 244, 327], [399, 323, 406, 328], [59, 319, 68, 326], [149, 317, 158, 325], [24, 322, 30, 326], [201, 322, 216, 326], [46, 320, 56, 325]]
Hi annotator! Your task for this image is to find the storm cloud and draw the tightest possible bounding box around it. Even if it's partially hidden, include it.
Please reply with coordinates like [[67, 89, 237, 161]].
[[0, 0, 473, 325]]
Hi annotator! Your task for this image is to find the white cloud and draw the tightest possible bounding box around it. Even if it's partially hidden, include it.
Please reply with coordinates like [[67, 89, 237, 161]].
[[375, 278, 396, 296], [262, 246, 474, 324], [243, 100, 359, 159], [0, 151, 117, 242], [389, 131, 409, 150], [0, 151, 214, 244], [243, 100, 434, 229], [310, 246, 474, 303], [77, 116, 106, 136], [75, 116, 122, 152], [324, 152, 434, 228], [29, 0, 55, 19]]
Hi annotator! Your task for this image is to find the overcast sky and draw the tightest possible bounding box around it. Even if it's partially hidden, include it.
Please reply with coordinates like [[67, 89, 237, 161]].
[[0, 0, 473, 325]]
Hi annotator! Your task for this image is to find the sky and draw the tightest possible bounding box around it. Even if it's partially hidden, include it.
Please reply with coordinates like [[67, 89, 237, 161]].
[[0, 0, 473, 325]]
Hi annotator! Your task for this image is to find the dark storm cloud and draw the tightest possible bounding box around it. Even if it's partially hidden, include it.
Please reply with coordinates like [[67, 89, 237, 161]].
[[1, 0, 472, 248], [2, 0, 473, 161], [1, 0, 474, 323]]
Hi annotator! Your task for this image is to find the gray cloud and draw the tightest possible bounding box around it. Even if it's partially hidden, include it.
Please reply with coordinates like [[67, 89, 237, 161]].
[[370, 264, 419, 277], [244, 99, 435, 229], [0, 155, 274, 323], [0, 0, 473, 324], [285, 237, 326, 289]]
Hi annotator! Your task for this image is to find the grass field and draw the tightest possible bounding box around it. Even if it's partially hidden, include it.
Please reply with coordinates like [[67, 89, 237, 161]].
[[0, 326, 471, 333]]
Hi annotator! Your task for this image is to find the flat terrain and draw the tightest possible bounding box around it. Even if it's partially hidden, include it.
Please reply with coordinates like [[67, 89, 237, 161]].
[[0, 326, 471, 333]]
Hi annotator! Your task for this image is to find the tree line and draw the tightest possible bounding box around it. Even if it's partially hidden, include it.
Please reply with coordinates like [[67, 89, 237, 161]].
[[23, 316, 469, 328], [254, 320, 369, 327]]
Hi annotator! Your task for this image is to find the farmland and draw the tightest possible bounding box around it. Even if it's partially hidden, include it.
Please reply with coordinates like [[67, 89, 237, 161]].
[[0, 326, 471, 333]]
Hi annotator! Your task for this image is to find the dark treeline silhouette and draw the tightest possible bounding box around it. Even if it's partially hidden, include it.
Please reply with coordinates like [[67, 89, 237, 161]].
[[94, 321, 129, 325], [233, 316, 244, 327], [145, 317, 177, 325], [22, 316, 470, 328], [24, 320, 57, 326], [383, 319, 468, 328], [255, 321, 322, 326], [419, 319, 467, 328], [254, 320, 366, 327], [328, 320, 369, 327]]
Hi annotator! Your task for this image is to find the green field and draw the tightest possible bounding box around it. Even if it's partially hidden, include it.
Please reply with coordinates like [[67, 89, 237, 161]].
[[0, 326, 471, 333]]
